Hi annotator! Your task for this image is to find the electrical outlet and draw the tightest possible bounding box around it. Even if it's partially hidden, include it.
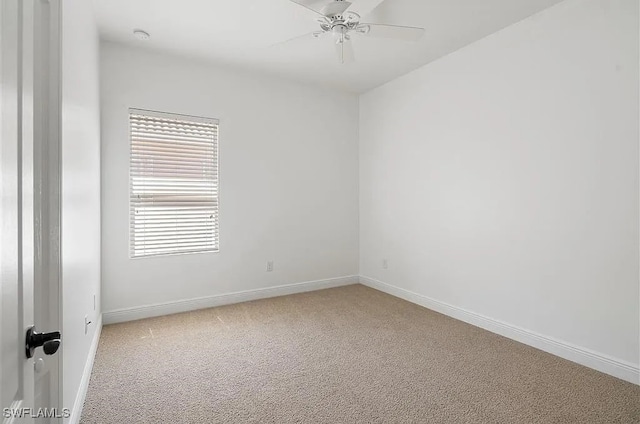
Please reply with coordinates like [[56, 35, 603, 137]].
[[382, 259, 388, 269], [266, 261, 274, 272]]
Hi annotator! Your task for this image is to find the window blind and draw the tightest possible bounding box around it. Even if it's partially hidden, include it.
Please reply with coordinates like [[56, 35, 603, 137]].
[[129, 109, 219, 258]]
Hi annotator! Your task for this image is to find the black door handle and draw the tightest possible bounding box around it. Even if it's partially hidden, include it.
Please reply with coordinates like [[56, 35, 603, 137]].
[[25, 326, 61, 358]]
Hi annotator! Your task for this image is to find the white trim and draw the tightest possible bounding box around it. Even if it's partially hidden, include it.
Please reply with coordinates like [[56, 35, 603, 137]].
[[103, 275, 359, 325], [68, 314, 103, 424], [129, 107, 219, 125], [359, 275, 640, 386]]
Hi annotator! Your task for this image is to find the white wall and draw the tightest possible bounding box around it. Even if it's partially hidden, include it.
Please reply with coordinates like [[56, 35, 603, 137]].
[[100, 42, 359, 313], [360, 0, 639, 379], [61, 0, 101, 420]]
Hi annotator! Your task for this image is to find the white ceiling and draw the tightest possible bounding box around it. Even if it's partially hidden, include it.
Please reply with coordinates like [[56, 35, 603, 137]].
[[92, 0, 564, 93]]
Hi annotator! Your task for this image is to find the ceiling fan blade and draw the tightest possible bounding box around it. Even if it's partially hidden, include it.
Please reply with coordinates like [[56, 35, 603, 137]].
[[352, 0, 386, 17], [335, 39, 355, 64], [288, 0, 325, 16], [322, 1, 353, 16], [269, 31, 325, 49], [357, 23, 425, 41]]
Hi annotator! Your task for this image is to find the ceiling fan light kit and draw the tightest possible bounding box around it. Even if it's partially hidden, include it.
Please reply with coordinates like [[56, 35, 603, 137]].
[[284, 0, 425, 64]]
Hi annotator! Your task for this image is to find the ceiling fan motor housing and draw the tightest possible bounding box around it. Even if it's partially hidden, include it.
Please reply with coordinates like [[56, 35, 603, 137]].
[[318, 11, 361, 39]]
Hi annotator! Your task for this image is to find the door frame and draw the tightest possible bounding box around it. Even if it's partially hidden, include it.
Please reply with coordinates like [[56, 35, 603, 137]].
[[32, 0, 62, 419]]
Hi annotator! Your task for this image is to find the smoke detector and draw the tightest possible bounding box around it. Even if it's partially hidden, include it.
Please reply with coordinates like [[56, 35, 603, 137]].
[[133, 29, 150, 40]]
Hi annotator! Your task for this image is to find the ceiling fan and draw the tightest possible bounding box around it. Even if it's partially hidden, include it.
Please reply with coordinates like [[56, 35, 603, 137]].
[[283, 0, 425, 64]]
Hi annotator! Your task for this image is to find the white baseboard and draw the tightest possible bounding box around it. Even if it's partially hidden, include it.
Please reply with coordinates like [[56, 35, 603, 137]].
[[68, 314, 103, 424], [103, 275, 359, 325], [359, 275, 639, 386]]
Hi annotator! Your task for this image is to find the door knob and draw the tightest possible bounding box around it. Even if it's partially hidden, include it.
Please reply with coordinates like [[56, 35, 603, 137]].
[[25, 326, 61, 358], [43, 339, 61, 355]]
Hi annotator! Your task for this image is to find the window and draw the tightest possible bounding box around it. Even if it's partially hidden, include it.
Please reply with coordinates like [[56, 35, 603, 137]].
[[129, 109, 219, 258]]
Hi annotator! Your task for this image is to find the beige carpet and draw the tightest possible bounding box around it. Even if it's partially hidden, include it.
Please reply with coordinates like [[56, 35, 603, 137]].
[[81, 285, 640, 423]]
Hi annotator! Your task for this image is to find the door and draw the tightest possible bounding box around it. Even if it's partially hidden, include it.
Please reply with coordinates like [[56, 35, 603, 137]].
[[1, 0, 62, 422], [1, 0, 36, 422]]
